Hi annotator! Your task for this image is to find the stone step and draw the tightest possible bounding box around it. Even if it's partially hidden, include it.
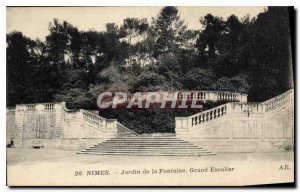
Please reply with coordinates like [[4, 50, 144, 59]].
[[80, 152, 212, 155], [90, 146, 203, 149], [82, 151, 208, 154], [111, 136, 177, 138], [96, 142, 195, 145], [107, 140, 188, 143], [103, 139, 190, 141], [108, 139, 183, 141], [98, 140, 193, 143]]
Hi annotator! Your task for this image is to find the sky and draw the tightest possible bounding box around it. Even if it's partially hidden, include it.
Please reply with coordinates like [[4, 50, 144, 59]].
[[7, 6, 266, 41]]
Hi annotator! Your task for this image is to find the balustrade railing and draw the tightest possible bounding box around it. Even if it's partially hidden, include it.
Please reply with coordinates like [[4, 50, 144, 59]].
[[18, 102, 59, 111], [60, 104, 136, 135], [176, 89, 293, 132], [230, 102, 264, 114], [190, 103, 229, 127]]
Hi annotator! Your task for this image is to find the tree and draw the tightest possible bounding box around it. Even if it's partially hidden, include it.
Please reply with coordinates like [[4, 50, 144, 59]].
[[54, 88, 94, 109], [196, 14, 225, 68], [119, 18, 151, 73], [212, 74, 250, 93], [133, 72, 166, 91], [157, 53, 182, 89], [7, 6, 293, 110]]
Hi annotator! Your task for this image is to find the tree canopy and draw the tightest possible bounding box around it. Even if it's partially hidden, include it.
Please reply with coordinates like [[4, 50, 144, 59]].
[[7, 6, 293, 108]]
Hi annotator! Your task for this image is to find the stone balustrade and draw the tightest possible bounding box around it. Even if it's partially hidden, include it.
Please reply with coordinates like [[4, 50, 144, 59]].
[[44, 103, 55, 110], [230, 102, 265, 114], [81, 110, 105, 130], [79, 110, 122, 135], [7, 89, 293, 151], [25, 104, 36, 111], [16, 102, 61, 112], [113, 90, 248, 104], [178, 89, 293, 132], [189, 103, 229, 127]]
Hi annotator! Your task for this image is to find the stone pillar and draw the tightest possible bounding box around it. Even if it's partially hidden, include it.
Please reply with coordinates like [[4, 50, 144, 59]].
[[36, 104, 44, 115], [54, 103, 63, 147], [15, 105, 26, 147], [226, 103, 232, 115], [206, 92, 211, 101]]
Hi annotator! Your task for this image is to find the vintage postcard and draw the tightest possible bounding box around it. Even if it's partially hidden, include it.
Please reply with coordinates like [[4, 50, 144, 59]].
[[6, 6, 294, 186]]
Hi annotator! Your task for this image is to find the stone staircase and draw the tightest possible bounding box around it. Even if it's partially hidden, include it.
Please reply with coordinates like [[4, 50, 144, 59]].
[[77, 134, 215, 156]]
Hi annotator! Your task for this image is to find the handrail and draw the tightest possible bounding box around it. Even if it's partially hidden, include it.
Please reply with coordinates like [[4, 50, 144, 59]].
[[177, 90, 247, 95], [181, 89, 294, 129], [261, 89, 293, 112], [115, 90, 248, 104]]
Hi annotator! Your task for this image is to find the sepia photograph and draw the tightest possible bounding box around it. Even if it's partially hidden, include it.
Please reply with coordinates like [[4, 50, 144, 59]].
[[5, 6, 294, 186]]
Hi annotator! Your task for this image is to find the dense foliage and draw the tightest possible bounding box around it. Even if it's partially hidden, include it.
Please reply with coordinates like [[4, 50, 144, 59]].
[[7, 7, 293, 132]]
